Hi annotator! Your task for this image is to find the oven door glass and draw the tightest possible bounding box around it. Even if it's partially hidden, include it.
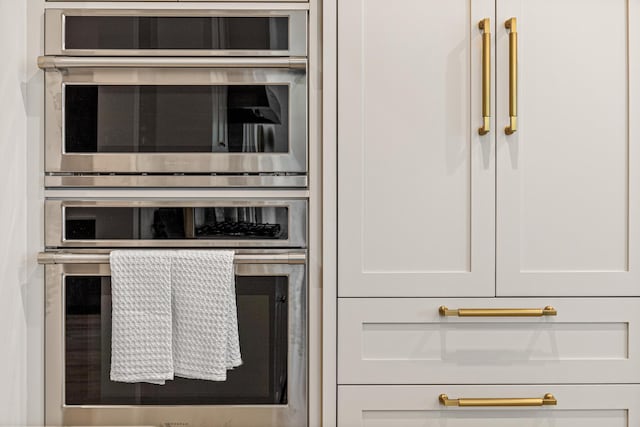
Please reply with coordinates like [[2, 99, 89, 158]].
[[64, 17, 288, 51], [65, 85, 290, 154], [45, 68, 307, 174], [62, 264, 305, 406], [45, 10, 307, 57], [46, 200, 307, 248]]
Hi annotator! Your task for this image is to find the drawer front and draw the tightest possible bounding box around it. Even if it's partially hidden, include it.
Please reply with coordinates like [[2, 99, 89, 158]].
[[339, 298, 640, 384], [338, 385, 640, 427]]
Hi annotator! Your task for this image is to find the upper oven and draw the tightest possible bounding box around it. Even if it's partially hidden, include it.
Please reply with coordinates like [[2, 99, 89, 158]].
[[41, 9, 308, 187]]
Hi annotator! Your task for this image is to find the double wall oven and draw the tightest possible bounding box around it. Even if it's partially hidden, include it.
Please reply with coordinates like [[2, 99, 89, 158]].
[[39, 7, 310, 427]]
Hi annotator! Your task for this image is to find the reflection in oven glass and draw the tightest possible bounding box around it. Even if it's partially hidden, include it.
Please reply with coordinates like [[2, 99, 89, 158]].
[[195, 208, 282, 239], [64, 16, 289, 51], [64, 206, 289, 241], [65, 275, 288, 405], [64, 85, 289, 154]]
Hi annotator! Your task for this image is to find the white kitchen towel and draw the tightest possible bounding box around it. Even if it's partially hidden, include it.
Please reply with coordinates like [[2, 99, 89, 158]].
[[172, 250, 242, 381], [109, 250, 174, 384]]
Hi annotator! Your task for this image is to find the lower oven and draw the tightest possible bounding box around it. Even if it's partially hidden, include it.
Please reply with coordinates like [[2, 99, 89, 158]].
[[40, 250, 307, 427]]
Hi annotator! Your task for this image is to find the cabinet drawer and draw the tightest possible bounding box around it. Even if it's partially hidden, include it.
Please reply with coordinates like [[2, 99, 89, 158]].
[[339, 298, 640, 384], [338, 385, 640, 427]]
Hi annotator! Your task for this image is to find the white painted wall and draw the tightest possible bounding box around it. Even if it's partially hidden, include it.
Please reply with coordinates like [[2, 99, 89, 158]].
[[26, 0, 45, 425], [0, 0, 29, 424], [0, 0, 44, 425]]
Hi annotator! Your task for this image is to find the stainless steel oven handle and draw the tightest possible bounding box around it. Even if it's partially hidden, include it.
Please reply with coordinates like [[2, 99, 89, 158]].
[[37, 56, 307, 70], [38, 251, 307, 265]]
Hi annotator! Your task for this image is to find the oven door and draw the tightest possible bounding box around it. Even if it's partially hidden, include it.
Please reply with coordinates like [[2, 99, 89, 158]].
[[44, 253, 307, 427], [43, 65, 307, 178], [45, 199, 307, 248], [45, 9, 307, 57]]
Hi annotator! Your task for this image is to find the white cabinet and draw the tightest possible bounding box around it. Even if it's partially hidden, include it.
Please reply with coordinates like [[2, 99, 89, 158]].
[[338, 0, 495, 297], [496, 0, 640, 296], [338, 385, 640, 427], [338, 0, 640, 297], [336, 0, 640, 424]]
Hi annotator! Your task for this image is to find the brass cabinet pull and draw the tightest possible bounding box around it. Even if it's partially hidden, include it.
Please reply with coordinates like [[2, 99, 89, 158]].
[[439, 306, 557, 317], [478, 18, 491, 135], [439, 393, 557, 407], [504, 17, 518, 135]]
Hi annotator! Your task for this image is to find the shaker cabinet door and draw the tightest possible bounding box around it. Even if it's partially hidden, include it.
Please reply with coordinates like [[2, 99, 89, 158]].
[[496, 0, 640, 295], [338, 0, 496, 297]]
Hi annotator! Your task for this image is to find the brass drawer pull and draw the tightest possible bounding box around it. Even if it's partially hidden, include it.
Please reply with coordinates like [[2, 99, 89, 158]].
[[439, 306, 557, 317], [439, 393, 557, 407]]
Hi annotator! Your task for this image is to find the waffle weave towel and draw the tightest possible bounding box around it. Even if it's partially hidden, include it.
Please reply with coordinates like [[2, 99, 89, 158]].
[[172, 250, 242, 380], [109, 250, 174, 384]]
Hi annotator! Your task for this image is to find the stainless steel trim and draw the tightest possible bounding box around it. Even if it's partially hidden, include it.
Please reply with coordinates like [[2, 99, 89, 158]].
[[38, 251, 307, 265], [44, 189, 310, 199], [45, 199, 307, 248], [45, 259, 307, 427], [46, 0, 308, 2], [46, 0, 177, 2], [45, 9, 307, 57], [45, 67, 307, 174], [45, 174, 308, 188], [38, 56, 308, 70]]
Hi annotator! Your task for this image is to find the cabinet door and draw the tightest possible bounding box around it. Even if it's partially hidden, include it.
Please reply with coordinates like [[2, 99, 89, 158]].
[[338, 0, 495, 297], [496, 0, 640, 295], [338, 385, 640, 427]]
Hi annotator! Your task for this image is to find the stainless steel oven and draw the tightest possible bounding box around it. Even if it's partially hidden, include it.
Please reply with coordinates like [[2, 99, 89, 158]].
[[41, 9, 308, 187], [40, 250, 307, 427], [40, 195, 308, 426], [39, 6, 311, 426]]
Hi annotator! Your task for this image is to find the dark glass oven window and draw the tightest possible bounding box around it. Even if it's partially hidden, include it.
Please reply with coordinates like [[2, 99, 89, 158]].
[[64, 206, 289, 241], [64, 85, 290, 154], [65, 275, 288, 405], [64, 16, 289, 51]]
